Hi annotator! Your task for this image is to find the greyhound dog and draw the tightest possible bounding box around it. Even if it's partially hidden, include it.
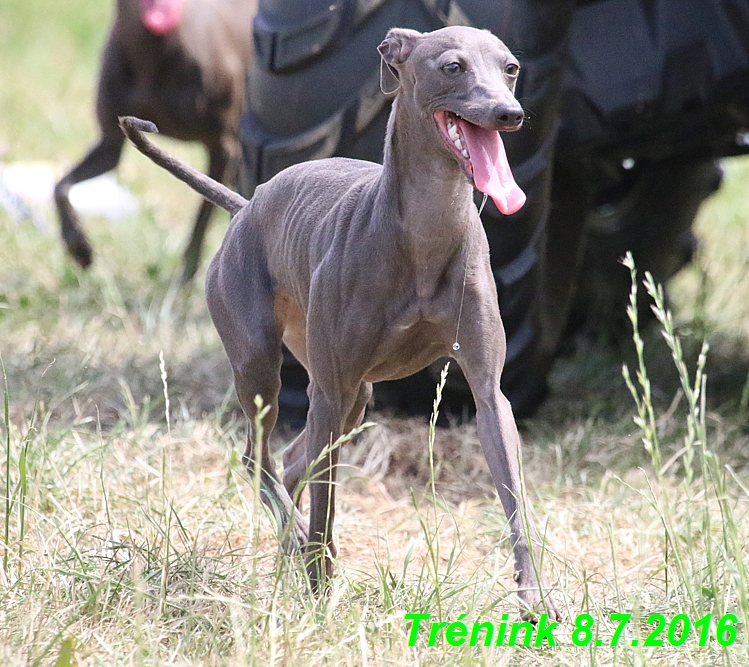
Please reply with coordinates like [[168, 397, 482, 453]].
[[120, 25, 559, 618], [55, 0, 255, 283]]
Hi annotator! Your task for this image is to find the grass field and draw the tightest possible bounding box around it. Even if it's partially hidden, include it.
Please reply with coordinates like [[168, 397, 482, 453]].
[[2, 1, 749, 665]]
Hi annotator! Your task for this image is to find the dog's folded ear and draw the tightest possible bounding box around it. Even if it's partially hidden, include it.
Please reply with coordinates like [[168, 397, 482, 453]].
[[378, 28, 422, 70]]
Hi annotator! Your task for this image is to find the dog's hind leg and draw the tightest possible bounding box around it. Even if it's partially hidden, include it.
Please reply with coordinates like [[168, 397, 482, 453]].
[[282, 380, 371, 502], [282, 429, 307, 502], [346, 382, 373, 432], [207, 258, 309, 550], [233, 339, 310, 551]]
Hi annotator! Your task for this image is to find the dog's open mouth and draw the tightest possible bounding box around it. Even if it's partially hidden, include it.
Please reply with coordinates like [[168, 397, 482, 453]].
[[434, 110, 526, 215]]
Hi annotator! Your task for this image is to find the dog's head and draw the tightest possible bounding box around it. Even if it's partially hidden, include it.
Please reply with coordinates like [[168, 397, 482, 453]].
[[378, 26, 525, 215]]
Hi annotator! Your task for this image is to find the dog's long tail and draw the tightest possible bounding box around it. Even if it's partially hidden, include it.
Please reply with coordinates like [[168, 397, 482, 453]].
[[119, 116, 248, 216]]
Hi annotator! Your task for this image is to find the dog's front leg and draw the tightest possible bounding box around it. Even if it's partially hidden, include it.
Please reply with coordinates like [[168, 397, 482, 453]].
[[454, 284, 560, 620], [55, 133, 125, 267], [475, 387, 559, 620]]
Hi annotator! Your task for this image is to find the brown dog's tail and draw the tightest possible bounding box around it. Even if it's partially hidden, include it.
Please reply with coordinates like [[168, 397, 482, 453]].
[[119, 116, 248, 216]]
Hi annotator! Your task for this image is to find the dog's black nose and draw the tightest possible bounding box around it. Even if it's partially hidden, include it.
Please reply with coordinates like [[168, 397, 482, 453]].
[[493, 102, 524, 130]]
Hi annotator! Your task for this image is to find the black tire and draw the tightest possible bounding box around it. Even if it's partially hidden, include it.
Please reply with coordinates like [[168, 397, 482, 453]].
[[552, 0, 749, 337], [239, 0, 578, 420], [567, 158, 723, 338]]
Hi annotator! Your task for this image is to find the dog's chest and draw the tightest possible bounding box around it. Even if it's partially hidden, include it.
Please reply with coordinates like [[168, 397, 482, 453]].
[[363, 303, 451, 382]]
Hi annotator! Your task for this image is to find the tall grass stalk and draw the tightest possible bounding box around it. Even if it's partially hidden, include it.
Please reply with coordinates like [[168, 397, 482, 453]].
[[159, 350, 171, 499], [158, 350, 173, 617], [621, 254, 662, 471], [1, 352, 9, 575], [641, 265, 749, 632], [640, 269, 708, 485], [621, 253, 695, 609], [251, 394, 270, 586], [622, 252, 749, 649], [16, 411, 33, 571], [411, 362, 452, 621], [0, 353, 30, 577], [428, 362, 450, 509]]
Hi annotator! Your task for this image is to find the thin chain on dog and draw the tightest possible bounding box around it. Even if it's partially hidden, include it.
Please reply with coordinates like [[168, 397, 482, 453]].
[[379, 57, 401, 95], [453, 193, 488, 352]]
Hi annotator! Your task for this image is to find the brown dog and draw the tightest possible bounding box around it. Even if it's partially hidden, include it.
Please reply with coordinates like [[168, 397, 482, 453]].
[[55, 0, 255, 283], [120, 25, 559, 618]]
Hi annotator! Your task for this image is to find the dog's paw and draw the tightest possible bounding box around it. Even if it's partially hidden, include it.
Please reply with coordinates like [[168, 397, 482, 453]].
[[57, 201, 93, 269], [65, 233, 93, 269], [292, 506, 309, 541], [279, 514, 309, 554], [303, 543, 335, 594], [516, 575, 562, 623]]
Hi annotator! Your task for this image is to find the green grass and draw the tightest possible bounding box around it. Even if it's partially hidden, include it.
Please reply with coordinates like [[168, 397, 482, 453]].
[[2, 0, 749, 664]]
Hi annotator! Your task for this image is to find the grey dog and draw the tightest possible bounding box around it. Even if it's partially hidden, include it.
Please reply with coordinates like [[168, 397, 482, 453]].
[[120, 25, 559, 618]]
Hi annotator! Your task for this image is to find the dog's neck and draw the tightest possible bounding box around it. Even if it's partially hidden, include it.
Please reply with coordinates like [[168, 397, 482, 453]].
[[377, 96, 478, 262]]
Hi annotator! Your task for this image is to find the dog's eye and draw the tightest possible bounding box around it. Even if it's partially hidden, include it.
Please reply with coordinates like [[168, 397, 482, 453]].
[[441, 62, 462, 75], [504, 63, 520, 77]]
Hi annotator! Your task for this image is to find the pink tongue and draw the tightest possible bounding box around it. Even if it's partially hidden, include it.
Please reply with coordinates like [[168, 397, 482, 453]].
[[141, 0, 183, 36], [457, 119, 526, 215]]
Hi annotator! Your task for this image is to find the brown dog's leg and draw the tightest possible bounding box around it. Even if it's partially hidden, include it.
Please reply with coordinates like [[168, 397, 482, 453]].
[[179, 140, 235, 284], [54, 134, 124, 267]]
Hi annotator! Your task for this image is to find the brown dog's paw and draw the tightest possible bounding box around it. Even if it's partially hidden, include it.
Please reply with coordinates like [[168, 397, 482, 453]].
[[57, 198, 94, 268], [62, 229, 93, 269], [69, 240, 93, 269], [179, 250, 200, 286]]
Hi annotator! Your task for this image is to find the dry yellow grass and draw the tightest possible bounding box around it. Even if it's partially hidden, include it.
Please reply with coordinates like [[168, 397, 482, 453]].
[[1, 392, 747, 665]]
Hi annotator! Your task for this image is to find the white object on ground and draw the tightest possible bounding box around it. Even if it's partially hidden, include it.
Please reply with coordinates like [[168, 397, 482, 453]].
[[0, 163, 139, 229], [68, 173, 140, 221]]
